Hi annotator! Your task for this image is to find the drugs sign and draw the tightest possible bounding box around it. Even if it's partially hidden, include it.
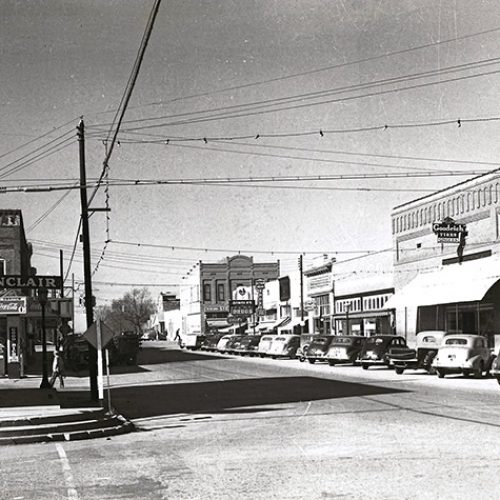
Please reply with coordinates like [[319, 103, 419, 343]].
[[229, 300, 255, 317]]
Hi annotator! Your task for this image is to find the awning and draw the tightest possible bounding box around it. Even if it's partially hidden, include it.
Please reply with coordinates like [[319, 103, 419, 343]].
[[205, 319, 230, 329], [219, 323, 247, 334], [277, 317, 304, 332], [383, 259, 500, 310], [256, 317, 290, 332]]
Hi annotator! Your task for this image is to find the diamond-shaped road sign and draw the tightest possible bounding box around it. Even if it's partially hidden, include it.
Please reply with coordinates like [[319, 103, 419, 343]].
[[82, 321, 117, 349]]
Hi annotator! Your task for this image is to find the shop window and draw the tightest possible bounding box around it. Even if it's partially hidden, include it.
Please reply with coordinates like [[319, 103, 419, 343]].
[[203, 282, 212, 302]]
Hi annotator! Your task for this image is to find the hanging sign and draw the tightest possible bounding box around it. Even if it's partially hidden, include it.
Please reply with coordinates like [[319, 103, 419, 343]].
[[432, 217, 467, 243]]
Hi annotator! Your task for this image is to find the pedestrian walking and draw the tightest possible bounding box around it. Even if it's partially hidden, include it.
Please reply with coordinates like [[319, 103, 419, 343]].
[[174, 329, 182, 347], [50, 350, 65, 388]]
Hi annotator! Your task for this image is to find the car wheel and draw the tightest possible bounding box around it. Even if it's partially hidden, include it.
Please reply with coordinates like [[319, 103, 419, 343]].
[[463, 370, 470, 378], [395, 367, 404, 375], [496, 377, 500, 386], [308, 359, 316, 364], [362, 364, 369, 370], [428, 366, 437, 375], [328, 360, 336, 367], [474, 361, 484, 379], [437, 369, 445, 378]]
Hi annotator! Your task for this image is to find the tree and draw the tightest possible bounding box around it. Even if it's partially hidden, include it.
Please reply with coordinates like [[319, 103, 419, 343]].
[[109, 288, 155, 335]]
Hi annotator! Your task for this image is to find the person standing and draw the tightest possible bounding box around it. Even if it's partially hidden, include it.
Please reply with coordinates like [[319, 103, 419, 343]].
[[50, 350, 65, 388]]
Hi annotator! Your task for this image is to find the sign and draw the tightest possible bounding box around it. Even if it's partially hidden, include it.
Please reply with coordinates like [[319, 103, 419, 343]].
[[0, 297, 27, 315], [232, 285, 252, 300], [304, 300, 316, 312], [8, 326, 18, 362], [229, 299, 255, 317], [255, 279, 266, 290], [82, 321, 117, 349], [0, 275, 62, 289], [256, 307, 265, 316], [204, 304, 229, 313], [226, 315, 239, 325], [432, 217, 467, 243]]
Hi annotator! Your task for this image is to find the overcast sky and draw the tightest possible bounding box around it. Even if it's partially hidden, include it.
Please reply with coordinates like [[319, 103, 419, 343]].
[[2, 0, 500, 304]]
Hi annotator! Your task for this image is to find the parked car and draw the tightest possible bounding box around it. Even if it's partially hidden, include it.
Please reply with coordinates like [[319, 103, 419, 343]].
[[108, 331, 141, 365], [359, 335, 408, 370], [141, 329, 157, 341], [390, 330, 446, 375], [433, 334, 496, 378], [267, 335, 300, 359], [224, 335, 246, 354], [201, 334, 224, 351], [325, 336, 366, 366], [490, 352, 500, 384], [216, 334, 236, 353], [234, 335, 262, 356], [296, 333, 317, 362], [305, 335, 335, 364], [257, 335, 277, 357]]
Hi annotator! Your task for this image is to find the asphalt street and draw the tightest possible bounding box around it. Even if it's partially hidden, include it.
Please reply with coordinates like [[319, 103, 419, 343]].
[[1, 341, 500, 500]]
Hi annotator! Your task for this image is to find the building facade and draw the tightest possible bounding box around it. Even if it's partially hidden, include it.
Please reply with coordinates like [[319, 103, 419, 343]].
[[385, 170, 500, 347], [180, 255, 280, 337]]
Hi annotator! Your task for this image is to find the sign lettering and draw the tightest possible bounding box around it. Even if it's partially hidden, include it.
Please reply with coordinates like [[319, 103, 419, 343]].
[[0, 275, 62, 289]]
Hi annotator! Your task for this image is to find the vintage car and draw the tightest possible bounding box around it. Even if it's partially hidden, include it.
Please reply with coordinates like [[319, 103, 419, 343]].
[[305, 335, 334, 364], [257, 335, 277, 357], [296, 333, 318, 362], [267, 334, 300, 359], [433, 334, 496, 378], [224, 335, 246, 355], [216, 334, 236, 353], [233, 335, 262, 356], [201, 334, 224, 351], [325, 335, 366, 366], [390, 330, 446, 375], [359, 335, 408, 369], [490, 352, 500, 384]]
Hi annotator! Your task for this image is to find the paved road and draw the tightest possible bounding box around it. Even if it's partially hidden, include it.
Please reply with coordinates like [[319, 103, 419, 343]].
[[2, 341, 500, 499]]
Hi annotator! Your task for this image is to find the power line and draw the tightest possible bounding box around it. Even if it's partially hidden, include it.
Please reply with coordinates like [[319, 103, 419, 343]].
[[110, 25, 500, 112], [97, 58, 500, 132]]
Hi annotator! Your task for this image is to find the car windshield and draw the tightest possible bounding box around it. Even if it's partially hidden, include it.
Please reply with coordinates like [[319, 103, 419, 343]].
[[445, 338, 468, 345], [274, 337, 286, 342], [332, 338, 351, 345]]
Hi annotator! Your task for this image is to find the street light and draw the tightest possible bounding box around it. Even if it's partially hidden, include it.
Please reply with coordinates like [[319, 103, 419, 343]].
[[38, 287, 51, 389]]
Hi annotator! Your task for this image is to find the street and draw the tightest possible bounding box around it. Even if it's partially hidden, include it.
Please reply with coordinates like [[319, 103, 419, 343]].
[[1, 341, 500, 500]]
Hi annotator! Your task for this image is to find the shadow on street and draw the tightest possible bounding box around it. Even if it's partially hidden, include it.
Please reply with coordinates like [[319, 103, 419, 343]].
[[111, 376, 410, 419], [137, 346, 228, 365], [0, 388, 59, 407]]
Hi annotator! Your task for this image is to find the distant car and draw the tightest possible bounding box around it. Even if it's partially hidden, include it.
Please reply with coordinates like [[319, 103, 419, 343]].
[[201, 334, 224, 351], [305, 336, 334, 364], [490, 353, 500, 384], [390, 330, 446, 375], [433, 334, 495, 378], [257, 335, 277, 357], [234, 335, 262, 356], [359, 335, 408, 370], [325, 336, 365, 366], [141, 330, 157, 341], [224, 335, 246, 354], [267, 335, 300, 359], [216, 334, 236, 353]]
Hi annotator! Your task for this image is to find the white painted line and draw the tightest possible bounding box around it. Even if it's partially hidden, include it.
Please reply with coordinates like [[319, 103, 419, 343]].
[[55, 443, 79, 500]]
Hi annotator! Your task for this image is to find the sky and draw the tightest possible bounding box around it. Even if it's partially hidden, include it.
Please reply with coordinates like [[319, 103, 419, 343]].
[[1, 0, 500, 305]]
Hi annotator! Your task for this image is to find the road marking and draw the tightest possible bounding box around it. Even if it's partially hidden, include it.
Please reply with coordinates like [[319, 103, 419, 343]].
[[55, 443, 79, 500]]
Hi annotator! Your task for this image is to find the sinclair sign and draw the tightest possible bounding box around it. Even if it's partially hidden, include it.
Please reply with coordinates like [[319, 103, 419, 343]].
[[0, 275, 62, 289]]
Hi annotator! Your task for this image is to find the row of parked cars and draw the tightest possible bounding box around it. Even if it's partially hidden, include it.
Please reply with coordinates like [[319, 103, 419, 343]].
[[194, 331, 500, 382]]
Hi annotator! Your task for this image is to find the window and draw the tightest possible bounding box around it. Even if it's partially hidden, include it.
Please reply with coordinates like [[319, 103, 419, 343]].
[[0, 259, 5, 276], [217, 283, 225, 302], [203, 282, 211, 302]]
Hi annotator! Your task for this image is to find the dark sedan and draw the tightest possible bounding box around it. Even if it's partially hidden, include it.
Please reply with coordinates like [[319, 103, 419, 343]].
[[325, 336, 366, 366], [305, 336, 334, 364], [359, 335, 408, 369]]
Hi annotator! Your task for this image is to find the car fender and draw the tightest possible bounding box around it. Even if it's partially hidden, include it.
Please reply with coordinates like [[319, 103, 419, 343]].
[[487, 354, 497, 370], [466, 354, 483, 368]]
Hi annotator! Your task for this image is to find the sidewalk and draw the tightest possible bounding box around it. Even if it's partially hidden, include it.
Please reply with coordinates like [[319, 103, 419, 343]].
[[0, 373, 134, 445]]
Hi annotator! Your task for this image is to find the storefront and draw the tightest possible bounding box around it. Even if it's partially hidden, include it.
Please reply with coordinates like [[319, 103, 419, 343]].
[[384, 257, 500, 347]]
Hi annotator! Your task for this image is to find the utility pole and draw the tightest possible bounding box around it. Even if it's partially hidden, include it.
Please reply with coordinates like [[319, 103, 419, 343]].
[[77, 118, 98, 401], [298, 254, 304, 334]]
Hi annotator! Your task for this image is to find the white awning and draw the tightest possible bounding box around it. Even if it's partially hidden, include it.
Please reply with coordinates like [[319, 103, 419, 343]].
[[277, 317, 304, 332], [384, 259, 500, 310], [256, 317, 290, 332]]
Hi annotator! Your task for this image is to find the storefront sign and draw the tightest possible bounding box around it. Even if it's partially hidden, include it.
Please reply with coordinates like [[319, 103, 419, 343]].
[[229, 299, 255, 317], [0, 275, 62, 289], [0, 297, 27, 315], [432, 217, 467, 243], [204, 304, 229, 313], [8, 326, 18, 362]]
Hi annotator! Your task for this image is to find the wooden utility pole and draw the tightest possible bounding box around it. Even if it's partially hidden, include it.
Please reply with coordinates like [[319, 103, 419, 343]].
[[77, 118, 98, 401]]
